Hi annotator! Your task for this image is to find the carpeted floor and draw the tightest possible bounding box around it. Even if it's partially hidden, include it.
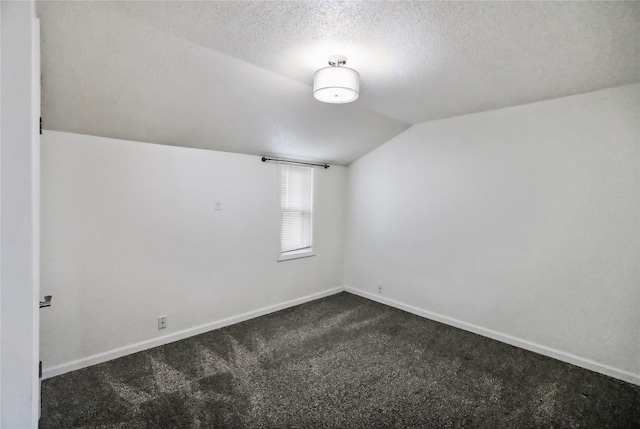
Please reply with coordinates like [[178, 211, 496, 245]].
[[40, 292, 640, 428]]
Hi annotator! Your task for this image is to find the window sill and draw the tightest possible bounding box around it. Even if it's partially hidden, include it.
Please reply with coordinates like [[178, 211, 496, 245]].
[[278, 251, 316, 262]]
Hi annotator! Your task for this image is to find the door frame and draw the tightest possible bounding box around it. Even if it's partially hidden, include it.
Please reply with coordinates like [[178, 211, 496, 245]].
[[0, 1, 40, 427]]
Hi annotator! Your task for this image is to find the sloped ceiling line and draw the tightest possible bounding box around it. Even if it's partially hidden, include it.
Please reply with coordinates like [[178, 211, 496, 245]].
[[38, 1, 640, 165]]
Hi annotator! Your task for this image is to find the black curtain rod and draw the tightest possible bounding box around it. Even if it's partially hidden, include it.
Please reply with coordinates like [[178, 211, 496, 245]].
[[261, 156, 330, 169]]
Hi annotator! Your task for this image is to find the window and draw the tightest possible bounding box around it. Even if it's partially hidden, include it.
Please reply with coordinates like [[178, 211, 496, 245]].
[[279, 164, 314, 260]]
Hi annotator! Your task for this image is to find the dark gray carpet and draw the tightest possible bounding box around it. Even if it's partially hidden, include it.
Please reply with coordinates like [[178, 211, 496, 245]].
[[40, 292, 640, 428]]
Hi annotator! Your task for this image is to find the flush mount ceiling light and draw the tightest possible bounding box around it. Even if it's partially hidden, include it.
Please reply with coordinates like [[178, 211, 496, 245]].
[[313, 55, 360, 104]]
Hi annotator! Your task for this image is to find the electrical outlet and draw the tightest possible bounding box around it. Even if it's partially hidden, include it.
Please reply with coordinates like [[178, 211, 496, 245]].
[[158, 315, 167, 330], [378, 284, 383, 294], [215, 199, 222, 210]]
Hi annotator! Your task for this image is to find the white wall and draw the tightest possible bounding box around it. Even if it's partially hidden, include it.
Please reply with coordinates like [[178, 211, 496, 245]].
[[40, 131, 346, 377], [41, 84, 640, 387], [345, 84, 640, 384], [1, 1, 40, 427]]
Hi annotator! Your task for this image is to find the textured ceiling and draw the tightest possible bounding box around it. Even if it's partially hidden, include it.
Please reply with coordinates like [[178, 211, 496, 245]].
[[37, 1, 640, 165]]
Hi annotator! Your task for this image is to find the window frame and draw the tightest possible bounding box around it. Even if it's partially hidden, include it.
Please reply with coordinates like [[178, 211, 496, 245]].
[[278, 163, 316, 262]]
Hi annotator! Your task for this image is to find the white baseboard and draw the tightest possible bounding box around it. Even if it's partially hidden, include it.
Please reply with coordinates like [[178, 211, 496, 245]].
[[42, 287, 343, 379], [344, 286, 640, 386], [44, 285, 640, 387]]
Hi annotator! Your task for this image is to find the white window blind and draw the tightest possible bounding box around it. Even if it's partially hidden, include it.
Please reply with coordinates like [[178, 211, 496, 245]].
[[280, 164, 313, 255]]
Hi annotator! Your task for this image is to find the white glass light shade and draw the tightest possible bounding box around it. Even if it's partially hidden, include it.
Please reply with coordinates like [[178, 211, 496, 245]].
[[313, 66, 360, 104]]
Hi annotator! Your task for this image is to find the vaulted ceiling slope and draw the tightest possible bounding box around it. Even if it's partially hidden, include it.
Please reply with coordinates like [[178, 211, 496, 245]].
[[37, 1, 640, 166]]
